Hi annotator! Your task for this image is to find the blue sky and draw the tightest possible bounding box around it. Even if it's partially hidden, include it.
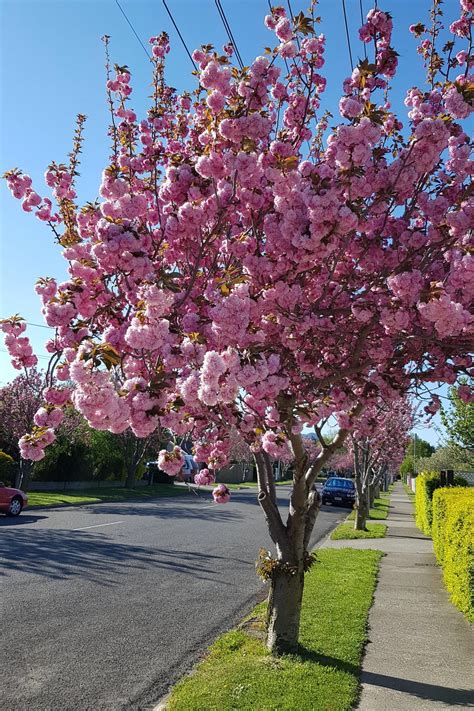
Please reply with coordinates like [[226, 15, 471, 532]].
[[0, 0, 461, 444]]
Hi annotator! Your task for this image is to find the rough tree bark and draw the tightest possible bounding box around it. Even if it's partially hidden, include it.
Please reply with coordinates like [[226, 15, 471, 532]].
[[254, 403, 360, 654], [16, 459, 33, 491], [353, 439, 370, 531]]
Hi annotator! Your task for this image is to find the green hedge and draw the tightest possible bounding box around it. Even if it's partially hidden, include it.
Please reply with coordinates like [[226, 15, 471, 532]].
[[432, 488, 474, 622], [415, 471, 468, 536], [415, 472, 440, 535]]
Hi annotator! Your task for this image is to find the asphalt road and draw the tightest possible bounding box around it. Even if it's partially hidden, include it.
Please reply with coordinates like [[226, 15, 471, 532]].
[[0, 486, 347, 711]]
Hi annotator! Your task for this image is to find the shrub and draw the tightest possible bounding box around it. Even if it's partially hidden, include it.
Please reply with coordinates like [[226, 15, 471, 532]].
[[415, 471, 469, 536], [432, 488, 474, 622], [415, 472, 439, 535], [0, 450, 16, 485]]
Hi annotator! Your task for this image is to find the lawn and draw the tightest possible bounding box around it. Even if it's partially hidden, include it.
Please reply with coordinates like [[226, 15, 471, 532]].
[[348, 497, 390, 521], [27, 483, 189, 508], [225, 478, 326, 490], [330, 522, 387, 540], [167, 548, 383, 711]]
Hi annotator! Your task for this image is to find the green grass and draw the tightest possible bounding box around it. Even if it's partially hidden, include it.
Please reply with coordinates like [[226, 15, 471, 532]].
[[167, 548, 383, 711], [348, 497, 390, 521], [225, 478, 326, 490], [27, 483, 188, 508], [330, 522, 387, 540]]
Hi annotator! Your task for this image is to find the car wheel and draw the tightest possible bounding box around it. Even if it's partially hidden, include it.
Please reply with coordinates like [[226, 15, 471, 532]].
[[7, 496, 23, 516]]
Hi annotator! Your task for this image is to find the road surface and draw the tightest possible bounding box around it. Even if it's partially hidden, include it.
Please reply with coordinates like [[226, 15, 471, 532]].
[[0, 486, 346, 710]]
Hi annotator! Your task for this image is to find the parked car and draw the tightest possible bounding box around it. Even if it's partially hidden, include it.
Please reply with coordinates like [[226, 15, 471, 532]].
[[0, 482, 28, 516], [321, 477, 355, 507]]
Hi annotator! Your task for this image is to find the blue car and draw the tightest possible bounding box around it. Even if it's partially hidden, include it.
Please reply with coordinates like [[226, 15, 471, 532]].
[[321, 477, 356, 507]]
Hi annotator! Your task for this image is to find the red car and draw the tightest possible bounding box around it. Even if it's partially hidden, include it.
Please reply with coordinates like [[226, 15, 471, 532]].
[[0, 483, 28, 516]]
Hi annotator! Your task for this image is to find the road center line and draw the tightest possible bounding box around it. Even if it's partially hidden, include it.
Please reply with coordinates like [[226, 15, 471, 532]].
[[73, 521, 124, 531]]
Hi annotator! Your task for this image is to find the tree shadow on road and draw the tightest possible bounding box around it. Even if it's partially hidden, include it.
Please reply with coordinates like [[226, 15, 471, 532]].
[[0, 528, 253, 586], [0, 514, 49, 527]]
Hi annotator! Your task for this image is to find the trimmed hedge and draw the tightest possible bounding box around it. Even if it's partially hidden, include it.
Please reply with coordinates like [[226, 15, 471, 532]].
[[432, 488, 474, 622], [415, 471, 468, 536], [415, 472, 439, 535]]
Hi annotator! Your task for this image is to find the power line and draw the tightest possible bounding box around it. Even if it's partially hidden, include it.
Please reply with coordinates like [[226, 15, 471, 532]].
[[214, 0, 244, 69], [359, 0, 367, 60], [26, 322, 55, 330], [115, 0, 151, 59], [162, 0, 198, 71], [341, 0, 354, 71], [0, 348, 50, 360]]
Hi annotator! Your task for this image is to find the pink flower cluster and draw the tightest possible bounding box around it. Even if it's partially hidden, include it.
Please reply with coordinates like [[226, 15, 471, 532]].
[[212, 484, 231, 504], [0, 318, 38, 370], [158, 447, 185, 476], [33, 406, 64, 428], [194, 468, 215, 486], [261, 431, 292, 461], [19, 428, 55, 462]]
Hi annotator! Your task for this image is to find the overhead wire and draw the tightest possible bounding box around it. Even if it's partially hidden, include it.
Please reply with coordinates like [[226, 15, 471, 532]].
[[214, 0, 244, 69], [0, 348, 50, 360], [115, 0, 151, 59], [359, 0, 367, 60], [162, 0, 198, 71], [341, 0, 354, 71]]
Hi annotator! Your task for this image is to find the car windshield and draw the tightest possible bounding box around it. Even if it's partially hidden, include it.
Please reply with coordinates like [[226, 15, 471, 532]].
[[326, 479, 354, 489]]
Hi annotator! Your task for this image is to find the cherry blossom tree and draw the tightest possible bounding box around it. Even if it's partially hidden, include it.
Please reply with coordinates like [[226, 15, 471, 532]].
[[350, 398, 413, 530], [2, 2, 473, 652], [0, 369, 44, 488]]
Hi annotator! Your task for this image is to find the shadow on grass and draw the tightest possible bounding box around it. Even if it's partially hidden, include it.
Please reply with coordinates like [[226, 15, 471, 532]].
[[295, 645, 359, 676]]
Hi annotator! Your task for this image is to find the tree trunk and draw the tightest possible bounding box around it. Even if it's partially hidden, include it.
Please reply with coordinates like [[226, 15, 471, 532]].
[[17, 460, 33, 491], [266, 567, 305, 654], [125, 464, 136, 489], [354, 490, 369, 530]]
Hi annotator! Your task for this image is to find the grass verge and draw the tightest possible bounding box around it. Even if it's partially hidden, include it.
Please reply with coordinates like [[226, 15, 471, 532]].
[[167, 548, 383, 711], [27, 483, 188, 508], [330, 522, 387, 540], [348, 497, 390, 521], [225, 478, 326, 490]]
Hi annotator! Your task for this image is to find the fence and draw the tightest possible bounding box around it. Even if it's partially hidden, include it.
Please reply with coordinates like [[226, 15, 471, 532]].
[[408, 471, 474, 492]]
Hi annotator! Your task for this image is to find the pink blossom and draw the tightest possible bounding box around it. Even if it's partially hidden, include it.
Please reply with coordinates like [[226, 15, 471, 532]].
[[194, 468, 215, 486], [212, 484, 231, 504], [158, 446, 185, 476]]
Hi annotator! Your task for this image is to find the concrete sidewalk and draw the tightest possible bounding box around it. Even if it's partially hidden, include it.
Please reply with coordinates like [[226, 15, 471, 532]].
[[322, 482, 474, 710]]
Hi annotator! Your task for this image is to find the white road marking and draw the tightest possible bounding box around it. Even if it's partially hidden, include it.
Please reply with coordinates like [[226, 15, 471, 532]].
[[73, 521, 124, 531]]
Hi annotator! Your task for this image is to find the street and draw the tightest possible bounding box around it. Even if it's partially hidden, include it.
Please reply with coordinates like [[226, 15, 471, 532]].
[[0, 487, 346, 711]]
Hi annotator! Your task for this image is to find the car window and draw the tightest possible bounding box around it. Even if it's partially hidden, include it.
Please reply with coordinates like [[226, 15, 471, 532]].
[[326, 478, 354, 489]]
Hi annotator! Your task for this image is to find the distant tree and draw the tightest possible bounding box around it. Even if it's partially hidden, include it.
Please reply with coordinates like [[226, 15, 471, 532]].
[[415, 445, 474, 473], [0, 369, 44, 488], [440, 379, 474, 466], [350, 398, 413, 530], [33, 408, 92, 482], [400, 435, 435, 476], [118, 428, 162, 488]]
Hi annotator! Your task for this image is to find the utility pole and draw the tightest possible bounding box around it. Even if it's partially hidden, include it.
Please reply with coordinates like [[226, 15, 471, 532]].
[[413, 434, 416, 476]]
